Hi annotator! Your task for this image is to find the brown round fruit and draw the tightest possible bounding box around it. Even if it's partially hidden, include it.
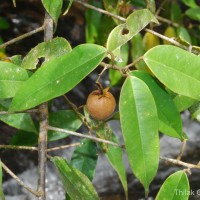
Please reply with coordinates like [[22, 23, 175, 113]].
[[86, 88, 116, 121]]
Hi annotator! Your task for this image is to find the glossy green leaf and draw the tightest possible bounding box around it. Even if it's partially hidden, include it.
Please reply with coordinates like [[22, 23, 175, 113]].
[[144, 45, 200, 100], [21, 37, 72, 69], [71, 139, 98, 181], [131, 71, 184, 140], [48, 110, 82, 141], [41, 0, 63, 23], [181, 0, 198, 8], [85, 0, 102, 43], [0, 113, 37, 133], [95, 123, 128, 198], [173, 95, 197, 112], [10, 44, 106, 111], [185, 8, 200, 21], [177, 27, 191, 44], [131, 33, 147, 70], [107, 9, 158, 56], [131, 0, 146, 7], [10, 130, 38, 146], [0, 62, 30, 98], [119, 76, 159, 192], [189, 102, 200, 121], [0, 161, 5, 200], [10, 55, 22, 66], [170, 2, 182, 23], [156, 171, 190, 200], [51, 156, 99, 200]]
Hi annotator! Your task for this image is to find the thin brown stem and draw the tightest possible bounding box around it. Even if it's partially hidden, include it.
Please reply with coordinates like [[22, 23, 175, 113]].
[[157, 16, 179, 28], [48, 126, 123, 148], [0, 145, 37, 151], [47, 143, 80, 152], [160, 156, 200, 169], [37, 12, 53, 200], [63, 95, 92, 133], [0, 25, 45, 49], [177, 140, 187, 161], [74, 0, 126, 22], [0, 109, 38, 115], [125, 56, 144, 69], [1, 161, 40, 197]]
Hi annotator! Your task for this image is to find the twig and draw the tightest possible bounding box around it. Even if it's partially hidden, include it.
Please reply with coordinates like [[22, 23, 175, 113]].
[[157, 16, 179, 28], [160, 156, 200, 169], [0, 145, 37, 151], [1, 161, 40, 197], [75, 0, 200, 55], [48, 126, 123, 148], [145, 28, 200, 55], [63, 95, 92, 133], [0, 25, 45, 49], [47, 143, 80, 152], [74, 0, 126, 22], [124, 56, 144, 69], [177, 139, 187, 161], [0, 109, 38, 115], [37, 12, 53, 200]]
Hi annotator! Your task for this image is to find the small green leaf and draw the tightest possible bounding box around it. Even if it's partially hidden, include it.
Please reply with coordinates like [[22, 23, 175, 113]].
[[0, 62, 30, 98], [185, 8, 200, 21], [0, 17, 9, 30], [189, 102, 200, 121], [0, 113, 37, 133], [51, 156, 99, 200], [156, 171, 190, 200], [177, 27, 191, 44], [95, 123, 128, 199], [85, 0, 102, 44], [41, 0, 63, 23], [131, 71, 184, 140], [170, 2, 182, 23], [71, 139, 98, 181], [48, 110, 82, 141], [182, 0, 198, 8], [145, 0, 156, 13], [10, 55, 22, 66], [21, 37, 72, 69], [10, 131, 38, 146], [119, 76, 159, 192], [173, 95, 197, 112], [107, 9, 158, 56], [10, 44, 106, 111], [144, 45, 200, 100]]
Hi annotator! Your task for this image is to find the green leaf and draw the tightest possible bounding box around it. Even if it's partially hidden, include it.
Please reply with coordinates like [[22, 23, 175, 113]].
[[85, 0, 102, 43], [131, 33, 146, 70], [10, 130, 38, 146], [189, 102, 200, 121], [181, 0, 198, 8], [173, 95, 197, 112], [170, 2, 182, 23], [143, 45, 200, 100], [21, 37, 72, 69], [51, 156, 99, 200], [156, 171, 190, 200], [107, 9, 158, 57], [0, 17, 9, 30], [185, 8, 200, 21], [0, 161, 5, 200], [0, 113, 37, 133], [145, 0, 156, 13], [10, 44, 106, 111], [10, 55, 22, 66], [131, 71, 184, 140], [177, 27, 191, 44], [71, 139, 98, 181], [48, 110, 82, 141], [0, 62, 30, 98], [119, 76, 159, 192], [41, 0, 63, 23], [95, 123, 128, 199]]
